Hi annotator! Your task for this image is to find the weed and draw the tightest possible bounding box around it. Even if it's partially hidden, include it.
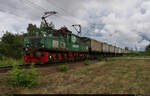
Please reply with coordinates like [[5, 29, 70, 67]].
[[74, 69, 88, 74], [18, 58, 26, 65], [59, 65, 69, 72], [107, 58, 116, 61], [84, 60, 90, 65], [45, 75, 49, 80]]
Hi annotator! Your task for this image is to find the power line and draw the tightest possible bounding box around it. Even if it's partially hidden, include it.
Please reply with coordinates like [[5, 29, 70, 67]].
[[22, 0, 75, 25], [23, 0, 47, 11], [46, 0, 76, 19], [44, 0, 78, 24], [44, 0, 76, 24]]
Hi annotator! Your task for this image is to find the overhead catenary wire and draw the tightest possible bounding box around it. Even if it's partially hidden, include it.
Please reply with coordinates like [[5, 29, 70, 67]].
[[1, 0, 75, 35], [22, 0, 75, 25], [45, 0, 79, 26], [46, 0, 77, 19], [44, 0, 76, 24], [22, 0, 47, 12], [24, 0, 75, 24]]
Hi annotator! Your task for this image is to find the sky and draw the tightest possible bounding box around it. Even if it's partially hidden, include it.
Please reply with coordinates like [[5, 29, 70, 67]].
[[0, 0, 150, 51]]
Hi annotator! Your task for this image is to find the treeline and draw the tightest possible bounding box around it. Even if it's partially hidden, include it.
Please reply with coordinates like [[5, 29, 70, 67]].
[[0, 21, 55, 59], [125, 44, 150, 57]]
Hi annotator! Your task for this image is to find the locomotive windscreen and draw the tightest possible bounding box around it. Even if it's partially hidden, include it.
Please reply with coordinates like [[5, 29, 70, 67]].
[[29, 37, 41, 49]]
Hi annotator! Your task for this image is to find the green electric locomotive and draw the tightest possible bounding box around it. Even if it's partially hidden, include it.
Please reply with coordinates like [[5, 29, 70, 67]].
[[24, 27, 89, 64]]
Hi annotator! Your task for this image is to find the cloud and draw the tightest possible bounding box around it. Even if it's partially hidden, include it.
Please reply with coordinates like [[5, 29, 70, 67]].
[[80, 0, 150, 51], [0, 0, 150, 51]]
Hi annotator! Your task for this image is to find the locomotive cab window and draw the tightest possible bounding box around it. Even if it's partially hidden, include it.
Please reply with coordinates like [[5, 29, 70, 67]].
[[71, 35, 77, 43]]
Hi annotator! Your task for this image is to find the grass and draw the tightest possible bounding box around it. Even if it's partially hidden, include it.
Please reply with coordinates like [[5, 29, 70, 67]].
[[0, 58, 150, 94], [97, 56, 106, 61], [83, 60, 90, 65], [0, 57, 25, 66], [58, 65, 69, 72], [73, 68, 89, 75], [106, 58, 116, 61]]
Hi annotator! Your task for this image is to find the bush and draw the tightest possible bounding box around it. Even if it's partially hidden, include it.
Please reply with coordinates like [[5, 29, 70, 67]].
[[0, 54, 8, 61], [18, 57, 26, 65], [0, 57, 25, 66], [0, 54, 4, 61], [5, 67, 40, 88], [59, 65, 69, 72], [84, 60, 90, 65], [0, 58, 17, 66]]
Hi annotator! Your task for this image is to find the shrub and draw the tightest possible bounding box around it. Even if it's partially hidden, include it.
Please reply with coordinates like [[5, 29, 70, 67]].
[[0, 54, 4, 61], [0, 57, 25, 67], [84, 60, 90, 65], [59, 65, 69, 72], [5, 67, 40, 88], [0, 58, 17, 66], [0, 54, 8, 61], [18, 57, 26, 65]]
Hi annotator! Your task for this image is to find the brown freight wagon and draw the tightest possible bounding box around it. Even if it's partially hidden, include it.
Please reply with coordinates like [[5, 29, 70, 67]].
[[109, 44, 115, 53], [81, 37, 103, 52], [81, 37, 126, 57], [102, 42, 109, 53]]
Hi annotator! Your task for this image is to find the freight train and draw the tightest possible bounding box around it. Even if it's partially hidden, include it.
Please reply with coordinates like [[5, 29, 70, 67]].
[[24, 26, 130, 64]]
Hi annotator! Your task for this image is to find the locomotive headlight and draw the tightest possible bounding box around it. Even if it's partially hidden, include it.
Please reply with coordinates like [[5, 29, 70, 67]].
[[26, 44, 30, 48], [25, 48, 28, 51], [41, 44, 45, 48]]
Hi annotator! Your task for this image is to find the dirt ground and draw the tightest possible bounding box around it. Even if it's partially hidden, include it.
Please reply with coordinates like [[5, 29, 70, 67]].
[[0, 58, 150, 94]]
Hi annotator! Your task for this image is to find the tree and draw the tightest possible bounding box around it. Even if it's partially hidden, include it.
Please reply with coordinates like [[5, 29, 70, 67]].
[[40, 21, 55, 35], [27, 22, 55, 37], [0, 31, 24, 59], [27, 24, 40, 36], [1, 31, 16, 44], [145, 44, 150, 52], [0, 21, 56, 59], [125, 47, 129, 50]]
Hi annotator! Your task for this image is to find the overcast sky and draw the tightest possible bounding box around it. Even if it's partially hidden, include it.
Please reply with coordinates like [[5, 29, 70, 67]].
[[0, 0, 150, 51]]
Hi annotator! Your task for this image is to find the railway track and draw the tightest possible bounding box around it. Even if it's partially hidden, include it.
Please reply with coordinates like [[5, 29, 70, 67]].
[[0, 64, 31, 73], [0, 60, 91, 73]]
